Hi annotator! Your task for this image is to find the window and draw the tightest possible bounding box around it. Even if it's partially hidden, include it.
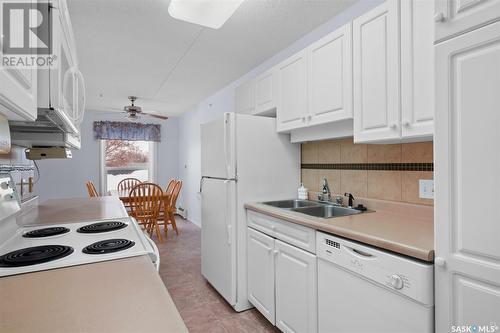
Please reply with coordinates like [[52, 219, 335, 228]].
[[100, 139, 156, 192]]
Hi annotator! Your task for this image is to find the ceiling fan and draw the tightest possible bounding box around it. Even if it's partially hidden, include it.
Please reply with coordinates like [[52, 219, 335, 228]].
[[114, 96, 168, 121]]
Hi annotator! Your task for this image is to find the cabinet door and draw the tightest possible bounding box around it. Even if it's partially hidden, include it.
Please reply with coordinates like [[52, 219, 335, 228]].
[[435, 21, 500, 332], [254, 69, 277, 116], [353, 0, 400, 142], [308, 22, 352, 126], [276, 50, 308, 132], [353, 0, 401, 143], [235, 80, 255, 114], [275, 239, 317, 333], [247, 227, 275, 324], [435, 0, 500, 42], [401, 0, 434, 139], [0, 1, 37, 121]]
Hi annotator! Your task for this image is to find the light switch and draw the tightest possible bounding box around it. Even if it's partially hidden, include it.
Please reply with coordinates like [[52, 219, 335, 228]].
[[419, 179, 434, 199]]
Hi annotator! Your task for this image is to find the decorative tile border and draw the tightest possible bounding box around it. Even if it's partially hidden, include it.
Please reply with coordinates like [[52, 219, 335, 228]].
[[301, 163, 433, 172]]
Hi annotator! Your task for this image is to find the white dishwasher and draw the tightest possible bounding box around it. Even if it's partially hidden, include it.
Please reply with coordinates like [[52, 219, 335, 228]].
[[316, 232, 434, 333]]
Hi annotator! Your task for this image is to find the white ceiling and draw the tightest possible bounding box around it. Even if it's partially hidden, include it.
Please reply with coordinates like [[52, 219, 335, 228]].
[[68, 0, 356, 116]]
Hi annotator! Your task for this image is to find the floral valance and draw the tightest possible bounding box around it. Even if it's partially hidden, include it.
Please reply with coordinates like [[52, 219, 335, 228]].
[[93, 121, 161, 142]]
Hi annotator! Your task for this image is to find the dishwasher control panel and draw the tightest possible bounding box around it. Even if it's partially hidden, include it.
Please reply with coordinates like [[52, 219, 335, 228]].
[[316, 232, 434, 306]]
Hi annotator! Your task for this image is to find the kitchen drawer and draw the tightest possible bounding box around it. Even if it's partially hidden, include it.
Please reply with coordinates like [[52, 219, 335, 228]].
[[247, 210, 316, 254]]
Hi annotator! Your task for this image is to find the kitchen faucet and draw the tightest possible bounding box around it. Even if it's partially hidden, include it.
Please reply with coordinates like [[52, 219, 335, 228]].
[[318, 178, 332, 202]]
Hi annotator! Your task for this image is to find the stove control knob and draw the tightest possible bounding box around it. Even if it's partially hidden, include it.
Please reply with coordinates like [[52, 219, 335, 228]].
[[0, 181, 9, 190], [390, 274, 404, 290]]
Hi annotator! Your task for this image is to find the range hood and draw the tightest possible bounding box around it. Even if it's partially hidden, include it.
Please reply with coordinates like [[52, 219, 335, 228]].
[[8, 108, 81, 150]]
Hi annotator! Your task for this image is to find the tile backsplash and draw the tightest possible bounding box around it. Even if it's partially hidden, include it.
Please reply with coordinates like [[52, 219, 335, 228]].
[[301, 138, 433, 206], [0, 146, 36, 202]]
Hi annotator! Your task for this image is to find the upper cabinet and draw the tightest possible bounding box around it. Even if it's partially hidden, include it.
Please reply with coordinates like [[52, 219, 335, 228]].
[[276, 50, 308, 132], [254, 69, 278, 116], [235, 79, 255, 115], [236, 68, 278, 117], [353, 0, 434, 143], [434, 0, 500, 42], [276, 23, 353, 133], [401, 0, 435, 139], [235, 0, 434, 143], [0, 1, 37, 121], [307, 23, 353, 127], [0, 66, 38, 122], [0, 0, 84, 128], [38, 0, 85, 129], [353, 1, 401, 143]]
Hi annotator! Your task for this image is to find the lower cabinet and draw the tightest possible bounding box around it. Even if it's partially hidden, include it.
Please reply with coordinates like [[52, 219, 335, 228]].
[[247, 227, 276, 324], [247, 226, 317, 333], [275, 239, 317, 333]]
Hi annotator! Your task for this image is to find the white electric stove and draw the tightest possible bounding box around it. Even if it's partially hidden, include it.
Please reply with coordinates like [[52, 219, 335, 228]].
[[0, 174, 159, 278]]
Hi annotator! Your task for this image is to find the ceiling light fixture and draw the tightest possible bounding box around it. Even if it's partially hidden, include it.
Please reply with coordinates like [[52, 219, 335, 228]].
[[168, 0, 244, 29]]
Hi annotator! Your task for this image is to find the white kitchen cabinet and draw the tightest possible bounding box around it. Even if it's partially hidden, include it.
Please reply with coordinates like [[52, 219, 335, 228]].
[[275, 239, 317, 333], [307, 23, 353, 127], [354, 0, 434, 143], [247, 227, 275, 324], [400, 0, 434, 139], [254, 69, 278, 116], [37, 0, 85, 130], [247, 210, 316, 253], [235, 80, 255, 115], [434, 0, 500, 42], [353, 0, 401, 143], [247, 213, 317, 333], [0, 1, 37, 121], [434, 20, 500, 332], [0, 67, 38, 122], [276, 50, 308, 132]]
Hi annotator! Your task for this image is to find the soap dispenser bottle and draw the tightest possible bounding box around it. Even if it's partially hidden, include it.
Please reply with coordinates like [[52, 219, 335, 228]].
[[298, 183, 308, 200]]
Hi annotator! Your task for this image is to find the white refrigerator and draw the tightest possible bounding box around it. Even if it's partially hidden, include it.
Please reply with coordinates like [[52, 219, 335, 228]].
[[200, 112, 300, 311]]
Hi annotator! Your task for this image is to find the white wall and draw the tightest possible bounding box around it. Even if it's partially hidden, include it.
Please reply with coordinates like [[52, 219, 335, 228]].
[[178, 0, 383, 227], [36, 110, 179, 201]]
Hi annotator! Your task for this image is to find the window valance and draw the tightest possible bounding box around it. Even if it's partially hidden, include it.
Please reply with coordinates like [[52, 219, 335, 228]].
[[93, 121, 161, 142]]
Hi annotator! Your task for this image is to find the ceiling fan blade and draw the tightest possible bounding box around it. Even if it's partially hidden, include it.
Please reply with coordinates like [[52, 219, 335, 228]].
[[143, 112, 168, 120], [99, 110, 127, 115]]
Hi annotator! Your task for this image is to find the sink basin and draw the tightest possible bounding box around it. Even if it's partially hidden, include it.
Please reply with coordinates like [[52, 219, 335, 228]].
[[292, 205, 362, 218], [262, 199, 321, 209]]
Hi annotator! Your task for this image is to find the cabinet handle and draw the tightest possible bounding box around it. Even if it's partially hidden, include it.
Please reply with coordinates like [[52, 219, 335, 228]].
[[403, 120, 410, 127], [273, 250, 279, 256], [302, 117, 306, 122], [307, 115, 312, 121], [435, 257, 446, 267], [434, 12, 446, 22], [390, 123, 398, 129]]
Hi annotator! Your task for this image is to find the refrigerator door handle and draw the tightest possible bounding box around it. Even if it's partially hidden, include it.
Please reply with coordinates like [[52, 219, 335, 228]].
[[224, 179, 232, 245], [223, 113, 231, 178], [200, 176, 238, 193], [199, 176, 206, 193]]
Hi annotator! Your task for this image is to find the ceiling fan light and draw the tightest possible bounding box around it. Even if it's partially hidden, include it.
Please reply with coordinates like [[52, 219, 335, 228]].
[[168, 0, 244, 29]]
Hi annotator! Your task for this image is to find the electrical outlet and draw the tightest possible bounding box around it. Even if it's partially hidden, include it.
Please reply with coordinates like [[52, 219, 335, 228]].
[[419, 179, 434, 199]]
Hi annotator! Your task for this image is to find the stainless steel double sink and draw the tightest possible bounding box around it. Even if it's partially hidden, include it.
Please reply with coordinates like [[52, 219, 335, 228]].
[[262, 199, 363, 219]]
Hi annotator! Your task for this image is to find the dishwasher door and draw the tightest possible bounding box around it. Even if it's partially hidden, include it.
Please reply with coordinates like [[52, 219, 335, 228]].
[[318, 259, 434, 333], [316, 231, 434, 333]]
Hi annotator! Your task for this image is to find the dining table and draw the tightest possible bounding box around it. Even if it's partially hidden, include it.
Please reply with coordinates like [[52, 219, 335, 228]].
[[108, 189, 171, 205]]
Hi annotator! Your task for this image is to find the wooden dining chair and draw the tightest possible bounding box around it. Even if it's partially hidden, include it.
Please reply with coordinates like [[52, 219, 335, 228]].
[[158, 179, 176, 234], [129, 183, 164, 243], [86, 181, 99, 197], [158, 180, 182, 236], [117, 178, 141, 191], [118, 178, 141, 211]]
